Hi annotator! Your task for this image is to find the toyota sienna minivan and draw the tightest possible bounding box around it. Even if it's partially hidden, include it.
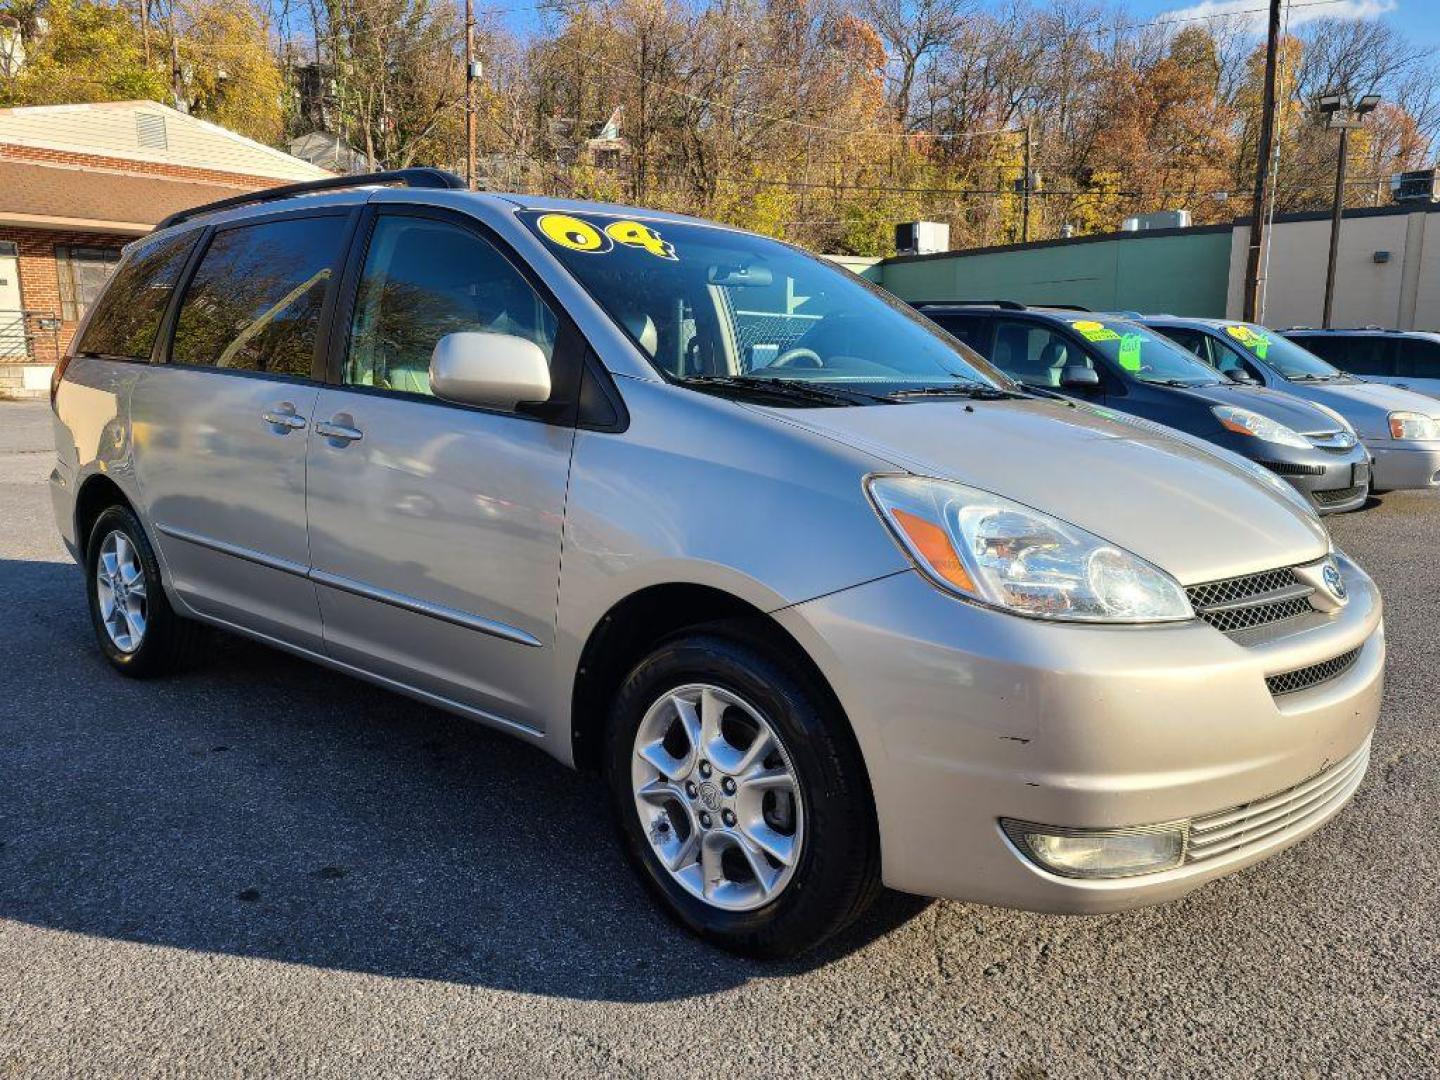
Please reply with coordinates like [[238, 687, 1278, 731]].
[[49, 171, 1384, 958]]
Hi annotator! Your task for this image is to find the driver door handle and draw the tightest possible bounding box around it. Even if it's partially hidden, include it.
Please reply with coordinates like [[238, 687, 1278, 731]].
[[315, 419, 364, 444]]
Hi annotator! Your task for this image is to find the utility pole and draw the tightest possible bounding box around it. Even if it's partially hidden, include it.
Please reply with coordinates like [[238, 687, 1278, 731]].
[[464, 0, 477, 191], [1242, 0, 1282, 323], [1021, 120, 1032, 244], [1319, 92, 1380, 328], [170, 28, 186, 114]]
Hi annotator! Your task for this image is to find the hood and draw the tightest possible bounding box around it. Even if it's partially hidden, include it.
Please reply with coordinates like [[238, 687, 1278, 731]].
[[757, 397, 1328, 585], [1164, 381, 1346, 434], [1283, 379, 1440, 439]]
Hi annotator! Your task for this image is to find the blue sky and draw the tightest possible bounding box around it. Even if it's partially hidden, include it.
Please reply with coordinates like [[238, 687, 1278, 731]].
[[495, 0, 1437, 46]]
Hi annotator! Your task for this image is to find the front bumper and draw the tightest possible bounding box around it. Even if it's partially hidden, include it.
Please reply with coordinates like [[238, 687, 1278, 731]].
[[1367, 441, 1440, 491], [775, 554, 1384, 912]]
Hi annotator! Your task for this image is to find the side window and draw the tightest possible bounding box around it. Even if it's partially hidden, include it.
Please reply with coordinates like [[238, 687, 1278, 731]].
[[171, 215, 347, 377], [990, 319, 1091, 388], [927, 313, 992, 356], [1398, 338, 1440, 379], [345, 216, 558, 398], [1156, 327, 1210, 364], [76, 230, 198, 361], [1203, 337, 1263, 382], [1319, 335, 1391, 376]]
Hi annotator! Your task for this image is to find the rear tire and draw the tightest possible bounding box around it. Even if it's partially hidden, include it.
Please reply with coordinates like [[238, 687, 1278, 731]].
[[85, 504, 201, 678], [605, 628, 881, 959]]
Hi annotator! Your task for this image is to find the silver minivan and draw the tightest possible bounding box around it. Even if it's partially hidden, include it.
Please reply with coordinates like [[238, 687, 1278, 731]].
[[50, 172, 1384, 957]]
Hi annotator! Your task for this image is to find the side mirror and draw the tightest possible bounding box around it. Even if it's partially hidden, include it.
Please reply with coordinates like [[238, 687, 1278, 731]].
[[430, 332, 551, 411], [1060, 365, 1100, 389], [1225, 368, 1257, 384]]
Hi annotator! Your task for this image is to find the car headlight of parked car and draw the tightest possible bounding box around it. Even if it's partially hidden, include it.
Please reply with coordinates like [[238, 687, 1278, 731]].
[[1388, 411, 1440, 441], [1212, 405, 1310, 448], [867, 476, 1194, 623]]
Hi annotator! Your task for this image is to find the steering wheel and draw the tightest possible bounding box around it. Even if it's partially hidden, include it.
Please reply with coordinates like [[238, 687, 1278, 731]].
[[771, 347, 824, 369]]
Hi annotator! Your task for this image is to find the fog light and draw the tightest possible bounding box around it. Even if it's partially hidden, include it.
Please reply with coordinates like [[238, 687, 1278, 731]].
[[1002, 820, 1188, 879]]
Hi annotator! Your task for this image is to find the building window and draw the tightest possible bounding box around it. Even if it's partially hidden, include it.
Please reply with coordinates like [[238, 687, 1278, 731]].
[[55, 245, 121, 321]]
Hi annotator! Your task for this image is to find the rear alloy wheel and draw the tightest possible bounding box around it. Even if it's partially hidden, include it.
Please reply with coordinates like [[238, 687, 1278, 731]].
[[607, 630, 880, 958], [85, 504, 201, 677], [95, 528, 148, 653]]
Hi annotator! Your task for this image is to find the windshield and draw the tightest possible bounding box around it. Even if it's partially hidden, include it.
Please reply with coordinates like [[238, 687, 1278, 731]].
[[1065, 317, 1221, 386], [523, 210, 1010, 400], [1218, 323, 1348, 381]]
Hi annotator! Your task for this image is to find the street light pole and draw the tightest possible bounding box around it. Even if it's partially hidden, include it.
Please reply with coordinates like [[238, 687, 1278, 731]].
[[1322, 123, 1350, 329], [1318, 92, 1380, 329]]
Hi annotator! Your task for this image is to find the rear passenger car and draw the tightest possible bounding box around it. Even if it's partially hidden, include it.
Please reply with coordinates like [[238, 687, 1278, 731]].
[[1282, 327, 1440, 400], [1144, 317, 1440, 495], [917, 303, 1372, 513], [49, 172, 1384, 957]]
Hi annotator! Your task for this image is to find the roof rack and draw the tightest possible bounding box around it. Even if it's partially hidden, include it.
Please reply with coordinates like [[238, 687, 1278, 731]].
[[155, 168, 467, 231], [911, 300, 1027, 311], [1039, 303, 1091, 312]]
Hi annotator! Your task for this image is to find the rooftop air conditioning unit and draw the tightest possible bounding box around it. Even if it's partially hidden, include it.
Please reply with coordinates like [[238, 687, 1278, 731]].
[[1120, 210, 1192, 232], [895, 221, 950, 255]]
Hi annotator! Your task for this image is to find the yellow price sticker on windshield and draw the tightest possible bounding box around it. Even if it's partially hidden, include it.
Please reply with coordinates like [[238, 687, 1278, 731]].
[[1224, 324, 1271, 357], [536, 213, 677, 260], [604, 219, 677, 260], [537, 213, 610, 252], [1071, 320, 1120, 343]]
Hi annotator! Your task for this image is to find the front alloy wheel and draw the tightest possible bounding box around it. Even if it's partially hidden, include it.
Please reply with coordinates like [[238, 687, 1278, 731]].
[[607, 629, 882, 958], [631, 683, 804, 911]]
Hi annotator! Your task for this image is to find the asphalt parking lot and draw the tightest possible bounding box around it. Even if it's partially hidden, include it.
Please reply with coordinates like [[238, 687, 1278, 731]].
[[1, 399, 1437, 1078]]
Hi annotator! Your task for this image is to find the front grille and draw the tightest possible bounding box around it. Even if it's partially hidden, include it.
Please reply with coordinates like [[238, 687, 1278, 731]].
[[1204, 596, 1315, 633], [1261, 460, 1325, 477], [1265, 646, 1362, 696], [1186, 737, 1370, 864], [1186, 568, 1316, 634], [1312, 484, 1366, 507]]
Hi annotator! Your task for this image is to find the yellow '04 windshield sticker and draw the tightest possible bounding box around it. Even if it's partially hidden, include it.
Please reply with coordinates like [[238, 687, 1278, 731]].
[[1070, 319, 1121, 343], [536, 213, 678, 260]]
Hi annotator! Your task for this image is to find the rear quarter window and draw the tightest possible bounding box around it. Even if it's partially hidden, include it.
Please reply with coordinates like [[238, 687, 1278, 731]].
[[76, 230, 199, 361]]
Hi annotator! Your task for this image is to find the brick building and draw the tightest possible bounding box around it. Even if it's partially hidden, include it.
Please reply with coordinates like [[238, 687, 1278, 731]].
[[0, 100, 330, 397]]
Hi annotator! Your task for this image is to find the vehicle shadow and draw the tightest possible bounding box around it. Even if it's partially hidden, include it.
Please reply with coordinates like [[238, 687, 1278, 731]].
[[0, 558, 929, 1002]]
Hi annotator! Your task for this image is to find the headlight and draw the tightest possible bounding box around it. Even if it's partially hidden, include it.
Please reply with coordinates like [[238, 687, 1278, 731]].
[[866, 475, 1193, 622], [1388, 411, 1440, 440], [1212, 405, 1310, 448]]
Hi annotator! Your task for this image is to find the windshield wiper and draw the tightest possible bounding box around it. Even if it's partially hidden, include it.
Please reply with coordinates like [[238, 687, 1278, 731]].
[[887, 383, 1020, 400], [677, 375, 893, 406]]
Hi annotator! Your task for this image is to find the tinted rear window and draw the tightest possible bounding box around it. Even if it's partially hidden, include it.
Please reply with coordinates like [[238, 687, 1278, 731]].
[[171, 215, 347, 378], [76, 230, 198, 361]]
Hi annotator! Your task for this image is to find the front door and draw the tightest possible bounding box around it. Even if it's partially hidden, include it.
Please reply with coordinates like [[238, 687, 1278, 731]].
[[132, 212, 351, 652], [0, 242, 25, 358], [304, 210, 576, 733]]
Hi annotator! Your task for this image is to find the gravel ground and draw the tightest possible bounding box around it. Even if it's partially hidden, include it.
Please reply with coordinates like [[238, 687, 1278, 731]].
[[1, 399, 1436, 1078]]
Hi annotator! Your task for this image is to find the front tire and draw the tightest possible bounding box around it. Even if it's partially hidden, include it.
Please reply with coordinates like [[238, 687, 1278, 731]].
[[85, 505, 200, 678], [605, 629, 881, 959]]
